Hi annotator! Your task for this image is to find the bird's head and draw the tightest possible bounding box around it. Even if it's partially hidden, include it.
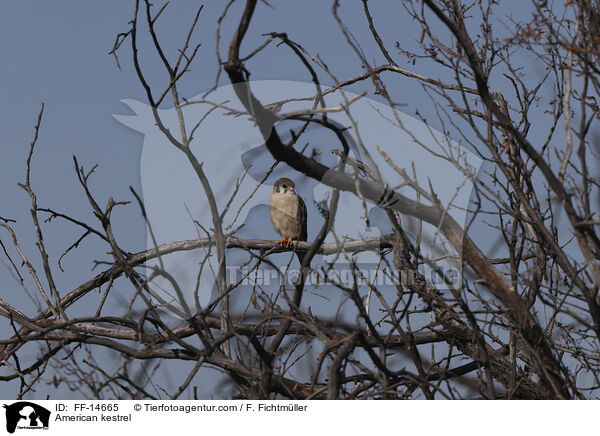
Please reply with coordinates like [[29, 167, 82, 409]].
[[273, 177, 295, 194]]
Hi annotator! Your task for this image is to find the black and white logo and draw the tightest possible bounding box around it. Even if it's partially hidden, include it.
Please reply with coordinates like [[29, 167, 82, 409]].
[[3, 402, 50, 434]]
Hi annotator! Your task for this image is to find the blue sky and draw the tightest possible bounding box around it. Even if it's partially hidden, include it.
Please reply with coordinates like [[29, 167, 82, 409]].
[[0, 1, 548, 399], [0, 0, 410, 399]]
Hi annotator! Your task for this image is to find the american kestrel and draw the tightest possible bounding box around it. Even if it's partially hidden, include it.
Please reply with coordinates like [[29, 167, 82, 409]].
[[269, 177, 308, 251]]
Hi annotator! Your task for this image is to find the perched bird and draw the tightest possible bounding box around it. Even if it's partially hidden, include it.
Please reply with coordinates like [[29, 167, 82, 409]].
[[269, 177, 308, 264]]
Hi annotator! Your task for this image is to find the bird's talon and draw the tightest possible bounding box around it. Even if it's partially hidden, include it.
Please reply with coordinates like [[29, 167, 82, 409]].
[[276, 237, 293, 248]]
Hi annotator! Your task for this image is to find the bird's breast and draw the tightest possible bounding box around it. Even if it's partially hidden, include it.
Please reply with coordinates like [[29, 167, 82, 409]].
[[269, 192, 301, 238]]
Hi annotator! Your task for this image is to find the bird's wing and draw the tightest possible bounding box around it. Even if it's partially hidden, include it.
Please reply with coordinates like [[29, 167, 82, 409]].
[[298, 194, 308, 241]]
